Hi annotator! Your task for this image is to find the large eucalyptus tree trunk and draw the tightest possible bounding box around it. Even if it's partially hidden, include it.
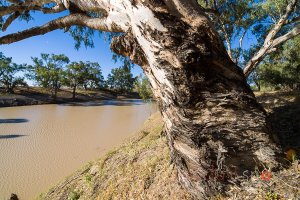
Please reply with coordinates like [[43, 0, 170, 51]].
[[0, 0, 282, 198], [109, 1, 281, 198]]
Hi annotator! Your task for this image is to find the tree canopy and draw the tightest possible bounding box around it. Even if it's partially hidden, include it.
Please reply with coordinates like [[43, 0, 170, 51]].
[[135, 75, 153, 101], [198, 0, 300, 76], [29, 53, 70, 99], [107, 67, 136, 93], [0, 52, 27, 93], [63, 61, 104, 99]]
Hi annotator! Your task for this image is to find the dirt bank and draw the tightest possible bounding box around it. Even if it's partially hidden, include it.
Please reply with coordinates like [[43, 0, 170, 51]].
[[0, 87, 140, 107]]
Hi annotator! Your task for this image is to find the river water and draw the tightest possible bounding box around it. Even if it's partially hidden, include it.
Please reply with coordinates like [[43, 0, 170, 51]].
[[0, 100, 156, 199]]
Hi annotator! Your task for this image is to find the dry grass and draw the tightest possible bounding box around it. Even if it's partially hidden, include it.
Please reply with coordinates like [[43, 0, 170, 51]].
[[39, 91, 300, 200], [224, 91, 300, 200], [226, 160, 300, 200]]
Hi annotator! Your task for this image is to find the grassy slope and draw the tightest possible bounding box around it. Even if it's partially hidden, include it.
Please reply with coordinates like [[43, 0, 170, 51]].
[[39, 92, 300, 200]]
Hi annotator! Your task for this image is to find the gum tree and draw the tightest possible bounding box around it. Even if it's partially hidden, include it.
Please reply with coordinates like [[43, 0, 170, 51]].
[[243, 0, 300, 76], [106, 67, 136, 93], [0, 52, 27, 93], [0, 0, 283, 198], [30, 53, 70, 100], [81, 61, 104, 90], [64, 61, 103, 99], [135, 75, 153, 101], [197, 0, 300, 77], [64, 61, 86, 100]]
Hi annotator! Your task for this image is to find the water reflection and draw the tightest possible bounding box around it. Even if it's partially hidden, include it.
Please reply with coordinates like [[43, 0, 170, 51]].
[[61, 99, 145, 107], [0, 134, 27, 139], [0, 119, 29, 124]]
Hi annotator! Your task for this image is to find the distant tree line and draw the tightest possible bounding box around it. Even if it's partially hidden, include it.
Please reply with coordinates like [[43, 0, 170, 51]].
[[27, 53, 105, 100], [0, 52, 153, 100]]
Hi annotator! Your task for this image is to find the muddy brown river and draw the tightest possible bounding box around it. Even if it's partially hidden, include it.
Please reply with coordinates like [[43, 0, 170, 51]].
[[0, 100, 156, 199]]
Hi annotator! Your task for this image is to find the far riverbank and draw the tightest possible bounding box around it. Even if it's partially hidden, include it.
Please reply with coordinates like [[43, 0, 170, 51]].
[[0, 87, 141, 107]]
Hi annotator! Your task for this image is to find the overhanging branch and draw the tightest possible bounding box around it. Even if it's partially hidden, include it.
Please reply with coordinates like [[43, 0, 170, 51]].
[[0, 0, 60, 17], [2, 11, 21, 31], [0, 14, 124, 45], [0, 0, 67, 31]]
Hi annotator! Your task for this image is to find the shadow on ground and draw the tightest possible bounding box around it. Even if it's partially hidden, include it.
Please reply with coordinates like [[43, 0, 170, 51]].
[[266, 93, 300, 152], [0, 119, 29, 124]]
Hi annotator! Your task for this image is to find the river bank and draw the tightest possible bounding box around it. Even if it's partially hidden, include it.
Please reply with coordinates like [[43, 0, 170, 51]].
[[0, 87, 140, 107], [37, 91, 300, 200]]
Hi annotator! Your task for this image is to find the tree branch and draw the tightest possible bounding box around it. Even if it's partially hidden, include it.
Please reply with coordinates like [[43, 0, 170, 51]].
[[41, 4, 66, 14], [2, 11, 21, 31], [0, 14, 124, 45], [222, 24, 234, 61], [235, 29, 247, 65], [163, 0, 211, 27], [0, 0, 65, 17], [6, 0, 22, 3], [0, 5, 32, 17], [243, 0, 298, 77], [263, 0, 297, 44], [0, 0, 67, 31], [271, 23, 300, 48]]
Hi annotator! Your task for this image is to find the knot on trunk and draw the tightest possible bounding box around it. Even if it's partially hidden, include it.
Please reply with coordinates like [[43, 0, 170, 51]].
[[110, 31, 147, 66]]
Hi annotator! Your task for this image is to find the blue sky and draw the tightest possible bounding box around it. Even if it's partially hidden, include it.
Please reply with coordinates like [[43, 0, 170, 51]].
[[0, 12, 144, 80]]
